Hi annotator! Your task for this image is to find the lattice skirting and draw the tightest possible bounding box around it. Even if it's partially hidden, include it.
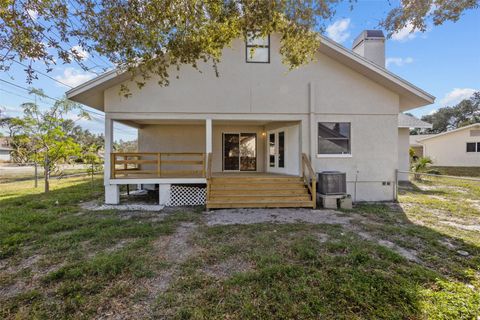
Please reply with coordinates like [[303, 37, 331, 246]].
[[166, 184, 206, 206]]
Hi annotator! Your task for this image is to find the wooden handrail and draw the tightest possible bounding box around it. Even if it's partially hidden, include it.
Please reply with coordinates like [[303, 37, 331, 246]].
[[301, 153, 316, 208], [111, 152, 206, 178]]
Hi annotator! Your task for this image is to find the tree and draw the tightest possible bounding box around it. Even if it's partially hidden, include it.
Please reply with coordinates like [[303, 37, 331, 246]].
[[1, 1, 478, 94], [411, 156, 433, 180], [114, 139, 138, 152], [381, 0, 479, 37], [0, 117, 32, 163], [12, 99, 88, 192], [421, 91, 480, 133], [82, 143, 103, 186]]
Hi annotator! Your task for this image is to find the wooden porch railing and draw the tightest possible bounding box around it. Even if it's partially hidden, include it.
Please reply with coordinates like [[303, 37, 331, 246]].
[[111, 152, 206, 178], [301, 153, 317, 208]]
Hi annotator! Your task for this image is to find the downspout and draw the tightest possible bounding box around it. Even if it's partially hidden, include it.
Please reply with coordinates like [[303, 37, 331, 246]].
[[309, 82, 316, 162]]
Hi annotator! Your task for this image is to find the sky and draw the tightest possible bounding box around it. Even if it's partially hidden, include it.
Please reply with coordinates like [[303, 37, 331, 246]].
[[1, 1, 479, 141]]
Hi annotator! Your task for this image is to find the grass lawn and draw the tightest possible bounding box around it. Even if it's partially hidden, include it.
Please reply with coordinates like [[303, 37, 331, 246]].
[[1, 176, 479, 319], [429, 166, 480, 177]]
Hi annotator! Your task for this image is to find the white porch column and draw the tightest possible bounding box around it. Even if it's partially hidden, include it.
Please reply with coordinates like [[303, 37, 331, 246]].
[[104, 118, 119, 204], [206, 118, 212, 154]]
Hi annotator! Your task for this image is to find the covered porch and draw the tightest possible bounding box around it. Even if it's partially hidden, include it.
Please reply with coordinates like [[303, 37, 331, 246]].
[[104, 117, 315, 207]]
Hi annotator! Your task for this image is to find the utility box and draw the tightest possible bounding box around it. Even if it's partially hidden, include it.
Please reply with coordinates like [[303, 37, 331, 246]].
[[317, 171, 347, 195], [338, 195, 353, 209]]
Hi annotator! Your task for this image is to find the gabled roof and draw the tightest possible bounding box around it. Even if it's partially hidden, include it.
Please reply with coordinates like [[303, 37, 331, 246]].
[[409, 134, 435, 146], [417, 123, 480, 142], [398, 113, 433, 129], [67, 34, 435, 112]]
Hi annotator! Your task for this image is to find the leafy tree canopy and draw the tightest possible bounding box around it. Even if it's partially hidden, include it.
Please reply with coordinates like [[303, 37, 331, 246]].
[[1, 0, 478, 94], [421, 91, 480, 133]]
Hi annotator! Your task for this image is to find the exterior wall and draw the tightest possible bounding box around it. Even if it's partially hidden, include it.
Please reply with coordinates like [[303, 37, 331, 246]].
[[138, 123, 266, 173], [423, 129, 480, 167], [398, 128, 410, 181], [106, 33, 401, 201], [312, 114, 398, 201], [0, 150, 11, 162], [138, 124, 205, 153], [105, 34, 397, 116]]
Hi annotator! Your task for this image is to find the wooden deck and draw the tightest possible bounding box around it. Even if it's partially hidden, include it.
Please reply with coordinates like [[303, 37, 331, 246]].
[[111, 152, 317, 209]]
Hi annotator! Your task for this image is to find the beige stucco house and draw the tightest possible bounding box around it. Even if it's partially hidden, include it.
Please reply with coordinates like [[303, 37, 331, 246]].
[[411, 123, 480, 167], [398, 114, 432, 181], [66, 31, 434, 208]]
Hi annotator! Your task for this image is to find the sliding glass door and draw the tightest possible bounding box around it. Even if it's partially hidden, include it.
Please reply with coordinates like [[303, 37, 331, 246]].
[[223, 133, 257, 171]]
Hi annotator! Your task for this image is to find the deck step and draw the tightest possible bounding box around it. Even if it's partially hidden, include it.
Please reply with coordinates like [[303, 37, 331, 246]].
[[210, 189, 309, 196], [207, 175, 314, 209], [209, 195, 311, 202], [206, 200, 314, 209], [210, 182, 305, 190], [211, 177, 303, 183]]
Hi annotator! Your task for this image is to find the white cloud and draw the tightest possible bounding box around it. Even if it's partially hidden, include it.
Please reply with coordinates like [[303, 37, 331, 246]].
[[55, 68, 95, 88], [386, 57, 414, 68], [70, 45, 89, 61], [326, 18, 351, 43], [27, 9, 38, 20], [391, 22, 421, 42], [439, 88, 477, 106]]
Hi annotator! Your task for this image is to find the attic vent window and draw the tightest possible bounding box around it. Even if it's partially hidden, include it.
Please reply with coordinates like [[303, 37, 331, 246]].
[[470, 130, 480, 137], [246, 33, 270, 63]]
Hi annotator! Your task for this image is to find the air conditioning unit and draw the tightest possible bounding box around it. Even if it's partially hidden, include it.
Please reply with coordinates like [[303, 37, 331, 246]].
[[317, 171, 347, 195]]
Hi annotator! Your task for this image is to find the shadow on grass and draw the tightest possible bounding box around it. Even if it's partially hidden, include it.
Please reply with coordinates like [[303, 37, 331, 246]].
[[154, 204, 480, 319], [1, 179, 479, 319]]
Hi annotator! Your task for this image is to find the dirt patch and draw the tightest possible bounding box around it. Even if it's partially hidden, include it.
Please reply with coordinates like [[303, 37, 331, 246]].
[[0, 280, 31, 300], [202, 258, 254, 279], [205, 208, 423, 264], [205, 208, 351, 226], [466, 199, 480, 211], [315, 232, 330, 243], [152, 222, 199, 264], [94, 222, 200, 319], [80, 200, 164, 212], [137, 222, 200, 303], [355, 231, 420, 263], [0, 253, 65, 299], [417, 184, 469, 194], [438, 221, 480, 232]]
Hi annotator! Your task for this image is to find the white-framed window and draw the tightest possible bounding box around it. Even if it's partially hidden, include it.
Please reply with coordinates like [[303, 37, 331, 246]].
[[466, 142, 480, 152], [246, 33, 270, 63], [318, 122, 351, 155]]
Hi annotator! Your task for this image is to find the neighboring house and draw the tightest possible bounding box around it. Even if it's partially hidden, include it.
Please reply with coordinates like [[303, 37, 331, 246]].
[[409, 134, 436, 158], [66, 30, 434, 208], [0, 137, 12, 162], [412, 123, 480, 167], [398, 114, 432, 181]]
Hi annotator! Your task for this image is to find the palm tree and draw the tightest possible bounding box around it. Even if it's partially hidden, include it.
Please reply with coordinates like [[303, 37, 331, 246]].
[[411, 157, 433, 180]]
